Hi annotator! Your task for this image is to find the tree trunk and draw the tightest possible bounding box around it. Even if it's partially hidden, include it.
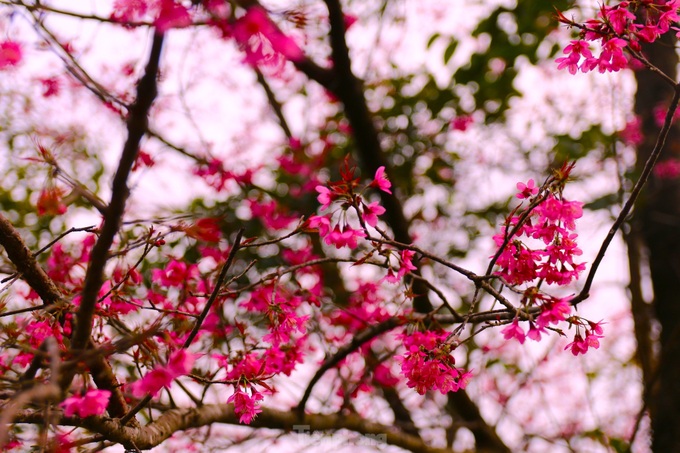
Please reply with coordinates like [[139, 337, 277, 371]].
[[633, 31, 680, 451]]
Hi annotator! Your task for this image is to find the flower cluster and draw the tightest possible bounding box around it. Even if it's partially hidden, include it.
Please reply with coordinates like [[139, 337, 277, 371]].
[[60, 389, 111, 418], [493, 179, 585, 287], [502, 295, 572, 344], [395, 330, 471, 394], [231, 6, 303, 68], [308, 164, 389, 250], [565, 319, 605, 356], [556, 1, 680, 74], [129, 349, 198, 398], [228, 387, 264, 424]]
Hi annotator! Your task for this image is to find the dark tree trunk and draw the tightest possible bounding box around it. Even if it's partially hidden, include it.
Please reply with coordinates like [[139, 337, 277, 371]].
[[633, 31, 680, 451]]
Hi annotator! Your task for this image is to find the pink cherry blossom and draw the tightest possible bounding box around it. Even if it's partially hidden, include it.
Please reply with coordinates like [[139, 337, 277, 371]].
[[315, 185, 334, 210], [397, 249, 418, 279], [565, 332, 602, 356], [231, 6, 303, 68], [60, 390, 111, 418], [167, 349, 199, 376], [396, 330, 469, 395], [526, 322, 545, 342], [151, 259, 198, 287], [324, 225, 366, 249], [602, 3, 635, 35], [0, 41, 22, 69], [111, 0, 149, 23], [130, 367, 175, 398], [555, 40, 592, 74], [362, 201, 385, 227], [370, 166, 392, 194], [130, 349, 198, 398], [248, 199, 297, 230], [516, 179, 538, 199], [501, 318, 526, 344], [308, 215, 331, 237], [537, 298, 571, 328], [592, 38, 628, 73], [154, 0, 191, 32], [228, 388, 264, 424]]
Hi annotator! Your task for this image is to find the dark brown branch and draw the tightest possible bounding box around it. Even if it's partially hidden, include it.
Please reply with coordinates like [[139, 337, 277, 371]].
[[0, 216, 134, 421], [71, 32, 165, 353], [0, 214, 64, 306], [254, 68, 293, 139], [184, 228, 244, 348]]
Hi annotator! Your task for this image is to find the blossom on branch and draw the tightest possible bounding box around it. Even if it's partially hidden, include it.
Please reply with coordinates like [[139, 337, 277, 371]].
[[129, 349, 198, 398], [231, 6, 303, 69], [60, 390, 111, 418]]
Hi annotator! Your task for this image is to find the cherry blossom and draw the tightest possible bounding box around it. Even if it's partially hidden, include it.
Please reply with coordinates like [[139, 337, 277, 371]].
[[60, 390, 111, 418], [231, 6, 303, 68], [516, 179, 538, 199], [129, 349, 198, 398], [0, 41, 22, 69], [370, 166, 392, 194], [228, 388, 264, 424], [501, 318, 526, 344]]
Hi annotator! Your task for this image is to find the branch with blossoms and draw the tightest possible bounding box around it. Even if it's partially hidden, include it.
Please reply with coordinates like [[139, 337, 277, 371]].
[[2, 0, 672, 451], [554, 1, 680, 306], [555, 1, 679, 84]]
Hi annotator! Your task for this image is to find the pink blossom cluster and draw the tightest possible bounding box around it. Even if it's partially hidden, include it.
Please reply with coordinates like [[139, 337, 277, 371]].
[[501, 296, 572, 344], [60, 389, 111, 418], [309, 165, 390, 250], [228, 387, 264, 424], [494, 182, 585, 286], [214, 346, 302, 424], [565, 319, 605, 356], [240, 285, 309, 348], [382, 249, 418, 284], [653, 158, 680, 179], [111, 2, 303, 73], [395, 330, 472, 394], [556, 1, 680, 74], [328, 281, 393, 336], [230, 6, 303, 69], [129, 349, 198, 398], [111, 0, 191, 31], [193, 158, 256, 191]]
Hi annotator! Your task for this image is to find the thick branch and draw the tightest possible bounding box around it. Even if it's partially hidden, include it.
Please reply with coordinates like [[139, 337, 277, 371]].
[[0, 215, 134, 421], [71, 32, 165, 352], [0, 214, 63, 305], [17, 405, 454, 453]]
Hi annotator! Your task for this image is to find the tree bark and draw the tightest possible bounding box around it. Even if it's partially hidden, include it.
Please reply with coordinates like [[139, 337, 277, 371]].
[[633, 31, 680, 451]]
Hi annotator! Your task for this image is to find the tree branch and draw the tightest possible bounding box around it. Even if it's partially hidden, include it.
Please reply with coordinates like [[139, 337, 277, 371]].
[[16, 405, 456, 453], [70, 32, 165, 353], [0, 214, 134, 422]]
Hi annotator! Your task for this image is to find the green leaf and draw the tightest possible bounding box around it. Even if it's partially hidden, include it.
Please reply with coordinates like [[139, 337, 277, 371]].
[[426, 32, 441, 49], [443, 39, 458, 65]]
